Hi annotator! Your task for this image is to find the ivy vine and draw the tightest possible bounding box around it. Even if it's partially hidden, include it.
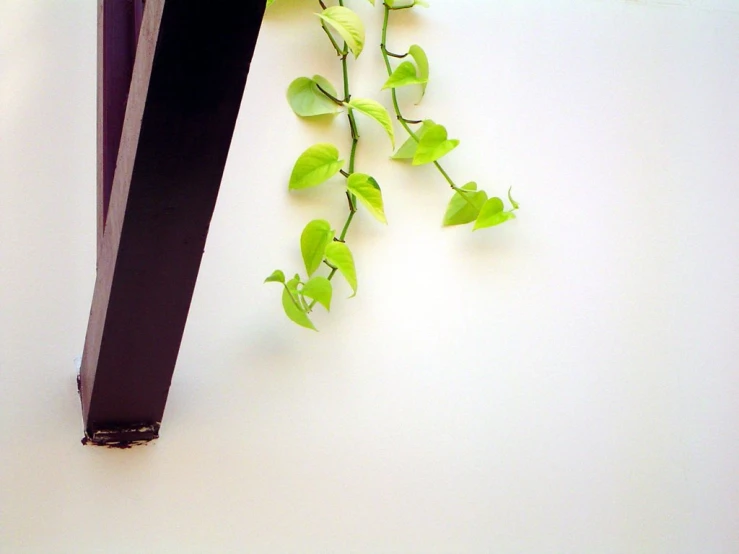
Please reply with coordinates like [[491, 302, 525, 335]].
[[265, 0, 519, 330]]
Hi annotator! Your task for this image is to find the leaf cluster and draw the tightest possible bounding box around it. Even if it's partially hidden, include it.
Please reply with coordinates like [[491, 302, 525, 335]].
[[266, 0, 520, 329]]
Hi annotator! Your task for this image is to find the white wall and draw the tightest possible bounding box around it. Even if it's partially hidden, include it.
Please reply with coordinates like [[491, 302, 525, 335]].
[[2, 1, 739, 552]]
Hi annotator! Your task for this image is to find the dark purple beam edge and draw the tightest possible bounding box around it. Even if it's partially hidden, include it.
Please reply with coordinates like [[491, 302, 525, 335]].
[[98, 0, 138, 259], [80, 0, 265, 446]]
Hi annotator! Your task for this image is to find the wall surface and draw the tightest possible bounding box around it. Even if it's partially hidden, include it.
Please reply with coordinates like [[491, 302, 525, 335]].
[[2, 1, 738, 552]]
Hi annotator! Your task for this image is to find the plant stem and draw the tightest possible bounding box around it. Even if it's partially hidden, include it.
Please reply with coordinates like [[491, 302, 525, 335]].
[[311, 0, 358, 311], [336, 0, 358, 245], [321, 23, 343, 57], [316, 84, 344, 106], [381, 5, 415, 140], [381, 3, 477, 208], [381, 4, 461, 190], [339, 209, 356, 242], [341, 53, 350, 101]]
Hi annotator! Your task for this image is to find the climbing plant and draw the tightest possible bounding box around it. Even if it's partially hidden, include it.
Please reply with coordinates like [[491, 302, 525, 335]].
[[265, 0, 519, 330]]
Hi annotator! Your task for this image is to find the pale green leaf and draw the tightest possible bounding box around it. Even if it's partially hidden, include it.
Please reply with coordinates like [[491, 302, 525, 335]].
[[443, 183, 488, 227], [267, 0, 276, 7], [408, 44, 429, 98], [365, 0, 375, 4], [317, 6, 365, 58], [300, 219, 334, 276], [282, 278, 316, 330], [381, 61, 427, 90], [264, 269, 285, 284], [289, 143, 344, 190], [347, 173, 387, 224], [301, 276, 333, 311], [508, 187, 520, 210], [412, 123, 459, 165], [388, 0, 429, 6], [473, 197, 516, 230], [346, 98, 395, 148], [286, 76, 340, 117], [325, 242, 357, 297], [392, 119, 435, 160]]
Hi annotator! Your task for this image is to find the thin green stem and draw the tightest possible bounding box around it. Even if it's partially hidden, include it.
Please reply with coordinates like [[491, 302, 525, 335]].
[[433, 161, 459, 191], [339, 210, 356, 242], [310, 0, 358, 312], [320, 23, 343, 57], [380, 6, 415, 140], [381, 4, 478, 210], [341, 54, 350, 101]]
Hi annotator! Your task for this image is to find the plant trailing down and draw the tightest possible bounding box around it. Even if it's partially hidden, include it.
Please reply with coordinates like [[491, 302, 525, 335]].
[[265, 0, 519, 330]]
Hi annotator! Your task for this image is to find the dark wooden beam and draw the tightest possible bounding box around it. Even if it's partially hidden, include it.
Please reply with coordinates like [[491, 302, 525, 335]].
[[97, 0, 140, 258], [80, 0, 265, 446]]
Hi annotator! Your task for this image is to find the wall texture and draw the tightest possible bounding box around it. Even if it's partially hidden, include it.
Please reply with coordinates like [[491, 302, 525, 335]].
[[1, 1, 738, 552]]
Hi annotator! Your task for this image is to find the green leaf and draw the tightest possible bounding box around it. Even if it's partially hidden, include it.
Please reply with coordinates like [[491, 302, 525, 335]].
[[301, 276, 333, 311], [300, 219, 334, 276], [508, 187, 520, 210], [267, 0, 276, 7], [412, 123, 459, 165], [264, 269, 285, 284], [473, 197, 516, 231], [346, 98, 395, 148], [286, 76, 340, 117], [443, 183, 488, 227], [289, 143, 344, 190], [408, 45, 429, 99], [317, 6, 365, 58], [347, 173, 387, 224], [325, 242, 357, 297], [391, 119, 435, 160], [282, 278, 316, 330], [365, 0, 375, 4], [381, 61, 427, 90], [387, 0, 429, 6]]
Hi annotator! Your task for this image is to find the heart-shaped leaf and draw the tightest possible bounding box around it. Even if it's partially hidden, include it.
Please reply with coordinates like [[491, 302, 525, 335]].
[[382, 61, 427, 90], [286, 75, 340, 117], [264, 269, 285, 284], [443, 182, 488, 227], [347, 173, 387, 224], [345, 98, 395, 148], [301, 276, 333, 311], [282, 277, 316, 330], [412, 123, 459, 165], [392, 119, 435, 160], [289, 143, 344, 190], [325, 242, 357, 297], [387, 0, 429, 6], [300, 220, 334, 276], [317, 6, 365, 58], [473, 197, 516, 231], [408, 44, 429, 99]]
